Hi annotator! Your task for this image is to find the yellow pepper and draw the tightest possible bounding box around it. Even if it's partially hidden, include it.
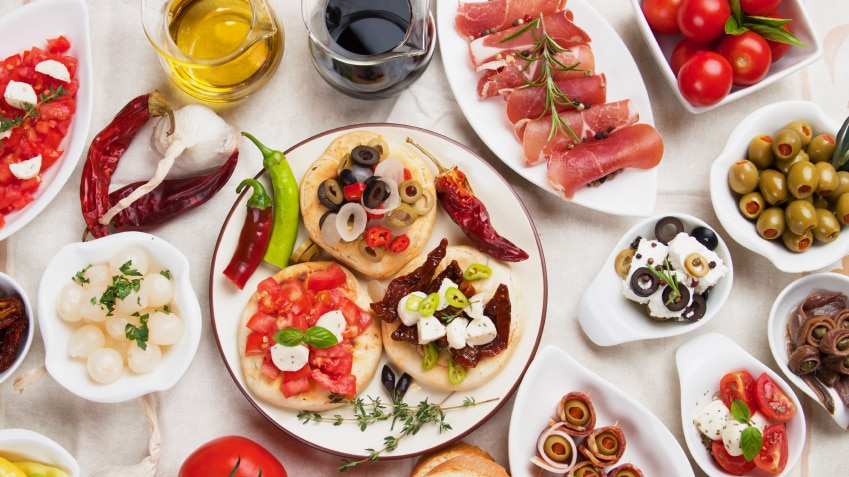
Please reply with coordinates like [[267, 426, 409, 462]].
[[0, 457, 25, 477], [11, 461, 69, 477]]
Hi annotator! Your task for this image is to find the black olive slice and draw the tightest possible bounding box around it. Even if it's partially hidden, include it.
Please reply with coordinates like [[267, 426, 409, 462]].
[[662, 284, 691, 312], [691, 226, 719, 250], [338, 168, 358, 187], [629, 267, 659, 297], [654, 216, 684, 244], [318, 210, 335, 229], [351, 145, 381, 167], [363, 177, 390, 208], [682, 293, 707, 322], [317, 179, 344, 211]]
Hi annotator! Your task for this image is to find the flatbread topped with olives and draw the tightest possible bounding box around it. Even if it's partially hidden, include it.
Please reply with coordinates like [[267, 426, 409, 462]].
[[300, 131, 438, 279], [238, 261, 382, 411], [372, 239, 522, 391]]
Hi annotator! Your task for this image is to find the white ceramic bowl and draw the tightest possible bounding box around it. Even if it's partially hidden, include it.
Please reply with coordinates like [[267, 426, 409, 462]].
[[0, 0, 93, 240], [677, 333, 805, 477], [578, 213, 733, 346], [710, 101, 845, 273], [0, 428, 80, 477], [630, 0, 822, 114], [768, 272, 849, 429], [0, 272, 34, 385], [38, 231, 202, 403]]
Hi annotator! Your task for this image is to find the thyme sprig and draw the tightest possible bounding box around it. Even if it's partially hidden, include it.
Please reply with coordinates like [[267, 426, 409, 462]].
[[646, 258, 681, 305], [0, 85, 67, 138], [297, 393, 499, 471]]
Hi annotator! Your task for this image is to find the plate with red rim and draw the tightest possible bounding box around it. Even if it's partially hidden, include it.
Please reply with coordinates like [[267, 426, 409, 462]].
[[438, 0, 657, 216], [210, 124, 546, 460]]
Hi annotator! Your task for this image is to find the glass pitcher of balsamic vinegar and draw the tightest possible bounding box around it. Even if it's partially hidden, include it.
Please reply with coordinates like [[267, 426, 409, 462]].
[[302, 0, 435, 99]]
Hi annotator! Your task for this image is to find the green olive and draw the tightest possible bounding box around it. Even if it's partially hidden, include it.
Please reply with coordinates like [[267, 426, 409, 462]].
[[358, 241, 385, 262], [757, 207, 786, 239], [776, 149, 809, 176], [836, 193, 849, 225], [773, 129, 803, 161], [787, 161, 818, 199], [747, 134, 775, 169], [728, 160, 759, 194], [614, 248, 635, 278], [814, 209, 841, 243], [782, 228, 813, 252], [739, 191, 765, 219], [398, 179, 423, 203], [808, 133, 837, 163], [815, 162, 839, 197], [759, 169, 788, 205], [783, 120, 813, 147], [611, 471, 640, 477], [595, 430, 620, 456], [812, 194, 830, 209], [387, 203, 417, 227], [784, 199, 818, 235], [561, 398, 591, 426], [542, 434, 573, 463], [830, 172, 849, 202], [367, 137, 390, 160]]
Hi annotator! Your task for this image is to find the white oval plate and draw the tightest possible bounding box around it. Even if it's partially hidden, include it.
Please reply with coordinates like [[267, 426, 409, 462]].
[[38, 231, 202, 403], [709, 100, 845, 273], [210, 124, 546, 460], [676, 333, 805, 477], [509, 345, 694, 476], [437, 0, 657, 216], [768, 272, 849, 429], [578, 213, 733, 346], [0, 428, 80, 477], [0, 0, 93, 240]]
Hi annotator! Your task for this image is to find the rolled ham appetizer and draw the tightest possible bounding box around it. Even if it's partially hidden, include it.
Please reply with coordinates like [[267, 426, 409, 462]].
[[455, 0, 567, 38], [530, 420, 578, 474], [557, 391, 596, 436], [578, 425, 627, 468], [503, 74, 607, 124], [791, 314, 836, 348], [570, 460, 605, 477], [477, 45, 595, 99], [606, 463, 644, 477], [547, 123, 663, 200]]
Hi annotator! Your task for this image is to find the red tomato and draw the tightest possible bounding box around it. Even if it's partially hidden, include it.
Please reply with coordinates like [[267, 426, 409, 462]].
[[677, 0, 732, 43], [716, 31, 772, 86], [306, 263, 347, 292], [719, 370, 758, 412], [178, 436, 288, 477], [711, 440, 756, 475], [670, 38, 717, 76], [765, 13, 793, 61], [754, 423, 789, 474], [677, 51, 733, 107], [642, 0, 683, 35], [740, 0, 781, 16], [755, 373, 797, 422]]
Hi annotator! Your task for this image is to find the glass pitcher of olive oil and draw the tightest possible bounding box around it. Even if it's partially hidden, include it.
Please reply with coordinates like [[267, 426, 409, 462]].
[[141, 0, 284, 102]]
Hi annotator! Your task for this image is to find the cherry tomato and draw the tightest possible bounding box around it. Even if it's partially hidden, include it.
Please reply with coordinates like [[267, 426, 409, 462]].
[[755, 372, 797, 422], [677, 51, 733, 107], [711, 440, 756, 475], [677, 0, 732, 43], [754, 423, 789, 474], [178, 436, 288, 477], [670, 38, 717, 76], [642, 0, 683, 35], [765, 13, 793, 62], [305, 262, 347, 292], [716, 31, 773, 86], [740, 0, 781, 16], [719, 370, 758, 412]]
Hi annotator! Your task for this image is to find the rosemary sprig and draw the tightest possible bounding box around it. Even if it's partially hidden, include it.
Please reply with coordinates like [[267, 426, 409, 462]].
[[646, 258, 681, 305], [0, 85, 67, 137]]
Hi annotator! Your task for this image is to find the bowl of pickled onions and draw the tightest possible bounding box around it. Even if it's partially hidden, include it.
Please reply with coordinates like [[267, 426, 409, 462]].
[[37, 231, 201, 403]]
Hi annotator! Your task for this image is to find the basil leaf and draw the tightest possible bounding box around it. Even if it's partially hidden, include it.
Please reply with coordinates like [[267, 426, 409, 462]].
[[730, 0, 743, 22], [303, 326, 338, 349], [725, 16, 748, 36], [744, 14, 791, 28], [731, 399, 751, 423], [740, 426, 763, 461], [747, 24, 808, 47], [274, 328, 305, 347]]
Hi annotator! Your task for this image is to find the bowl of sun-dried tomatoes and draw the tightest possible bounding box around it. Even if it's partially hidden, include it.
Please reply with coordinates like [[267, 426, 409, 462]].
[[0, 272, 34, 385]]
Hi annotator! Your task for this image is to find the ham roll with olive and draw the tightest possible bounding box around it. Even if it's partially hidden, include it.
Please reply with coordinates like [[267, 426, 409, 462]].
[[578, 425, 627, 467], [606, 463, 644, 477], [558, 391, 596, 436], [570, 460, 605, 477], [530, 421, 578, 473]]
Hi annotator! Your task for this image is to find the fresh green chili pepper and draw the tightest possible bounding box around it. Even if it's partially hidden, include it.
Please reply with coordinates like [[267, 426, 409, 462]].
[[418, 292, 440, 317], [421, 342, 438, 370], [464, 263, 492, 281], [445, 286, 469, 308], [447, 358, 466, 385], [241, 132, 299, 269]]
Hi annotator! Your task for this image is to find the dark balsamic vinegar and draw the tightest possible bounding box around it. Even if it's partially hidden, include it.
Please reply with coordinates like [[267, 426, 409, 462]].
[[325, 0, 411, 55]]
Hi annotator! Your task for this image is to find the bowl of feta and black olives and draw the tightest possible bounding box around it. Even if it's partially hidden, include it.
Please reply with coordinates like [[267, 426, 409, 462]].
[[710, 101, 849, 273]]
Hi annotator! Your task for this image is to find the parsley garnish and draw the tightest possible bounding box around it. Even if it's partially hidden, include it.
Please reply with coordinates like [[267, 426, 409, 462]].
[[125, 311, 150, 350], [73, 264, 92, 285], [159, 269, 171, 279], [98, 260, 142, 315]]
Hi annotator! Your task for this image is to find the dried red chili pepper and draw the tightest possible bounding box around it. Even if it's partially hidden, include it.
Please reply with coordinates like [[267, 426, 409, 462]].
[[223, 178, 273, 289], [407, 138, 529, 262]]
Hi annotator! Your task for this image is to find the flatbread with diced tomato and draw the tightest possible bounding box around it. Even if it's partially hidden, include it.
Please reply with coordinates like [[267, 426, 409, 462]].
[[300, 130, 438, 279], [238, 261, 382, 411]]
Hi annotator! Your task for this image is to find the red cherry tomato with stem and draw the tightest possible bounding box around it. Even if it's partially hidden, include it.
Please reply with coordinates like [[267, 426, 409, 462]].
[[178, 435, 288, 477], [670, 38, 717, 76], [677, 51, 733, 107], [677, 0, 732, 43], [740, 0, 781, 16], [642, 0, 683, 35], [754, 423, 790, 474], [717, 31, 773, 86], [755, 372, 797, 422], [711, 440, 757, 475]]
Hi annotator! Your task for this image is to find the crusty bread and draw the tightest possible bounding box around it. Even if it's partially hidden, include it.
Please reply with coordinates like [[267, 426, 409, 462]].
[[411, 442, 509, 477], [411, 442, 496, 477]]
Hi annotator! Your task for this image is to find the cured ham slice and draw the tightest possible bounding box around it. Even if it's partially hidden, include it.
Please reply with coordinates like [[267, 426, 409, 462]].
[[468, 10, 590, 68], [547, 123, 663, 199], [477, 44, 595, 98], [455, 0, 568, 38], [504, 74, 607, 124], [517, 99, 639, 166]]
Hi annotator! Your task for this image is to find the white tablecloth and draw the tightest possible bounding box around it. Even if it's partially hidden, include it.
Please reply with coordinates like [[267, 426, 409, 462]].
[[1, 0, 847, 475]]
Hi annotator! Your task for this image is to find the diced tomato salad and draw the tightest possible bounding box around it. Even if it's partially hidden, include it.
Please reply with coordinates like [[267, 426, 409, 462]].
[[244, 263, 373, 398], [0, 36, 78, 227]]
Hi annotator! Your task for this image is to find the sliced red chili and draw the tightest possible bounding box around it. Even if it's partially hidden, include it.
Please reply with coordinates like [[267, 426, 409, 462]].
[[365, 225, 392, 247], [389, 234, 410, 253], [343, 182, 366, 202]]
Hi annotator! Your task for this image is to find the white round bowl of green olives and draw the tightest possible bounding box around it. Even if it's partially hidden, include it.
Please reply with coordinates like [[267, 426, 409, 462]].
[[710, 101, 847, 273]]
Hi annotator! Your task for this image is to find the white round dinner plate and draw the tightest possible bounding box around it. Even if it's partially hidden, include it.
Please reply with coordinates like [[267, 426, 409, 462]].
[[437, 0, 657, 216], [210, 124, 546, 460]]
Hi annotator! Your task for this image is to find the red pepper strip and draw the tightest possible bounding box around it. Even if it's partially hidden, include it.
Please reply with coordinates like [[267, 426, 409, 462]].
[[222, 177, 273, 289], [407, 138, 529, 262], [107, 148, 239, 230], [80, 91, 173, 238]]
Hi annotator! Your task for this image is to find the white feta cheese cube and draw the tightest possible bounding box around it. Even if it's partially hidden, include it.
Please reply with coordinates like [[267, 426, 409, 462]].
[[417, 316, 446, 344], [446, 317, 468, 349], [398, 291, 426, 327], [436, 278, 459, 310], [667, 232, 727, 293], [466, 316, 497, 346], [464, 293, 487, 320]]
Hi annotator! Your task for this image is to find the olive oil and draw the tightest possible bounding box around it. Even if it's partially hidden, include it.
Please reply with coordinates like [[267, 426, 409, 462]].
[[164, 0, 283, 101]]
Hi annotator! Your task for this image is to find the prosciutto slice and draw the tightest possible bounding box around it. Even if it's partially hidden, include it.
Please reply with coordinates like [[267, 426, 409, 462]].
[[503, 74, 607, 124], [455, 0, 568, 38], [468, 10, 590, 68], [547, 123, 664, 200], [517, 99, 639, 166], [477, 44, 595, 98]]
